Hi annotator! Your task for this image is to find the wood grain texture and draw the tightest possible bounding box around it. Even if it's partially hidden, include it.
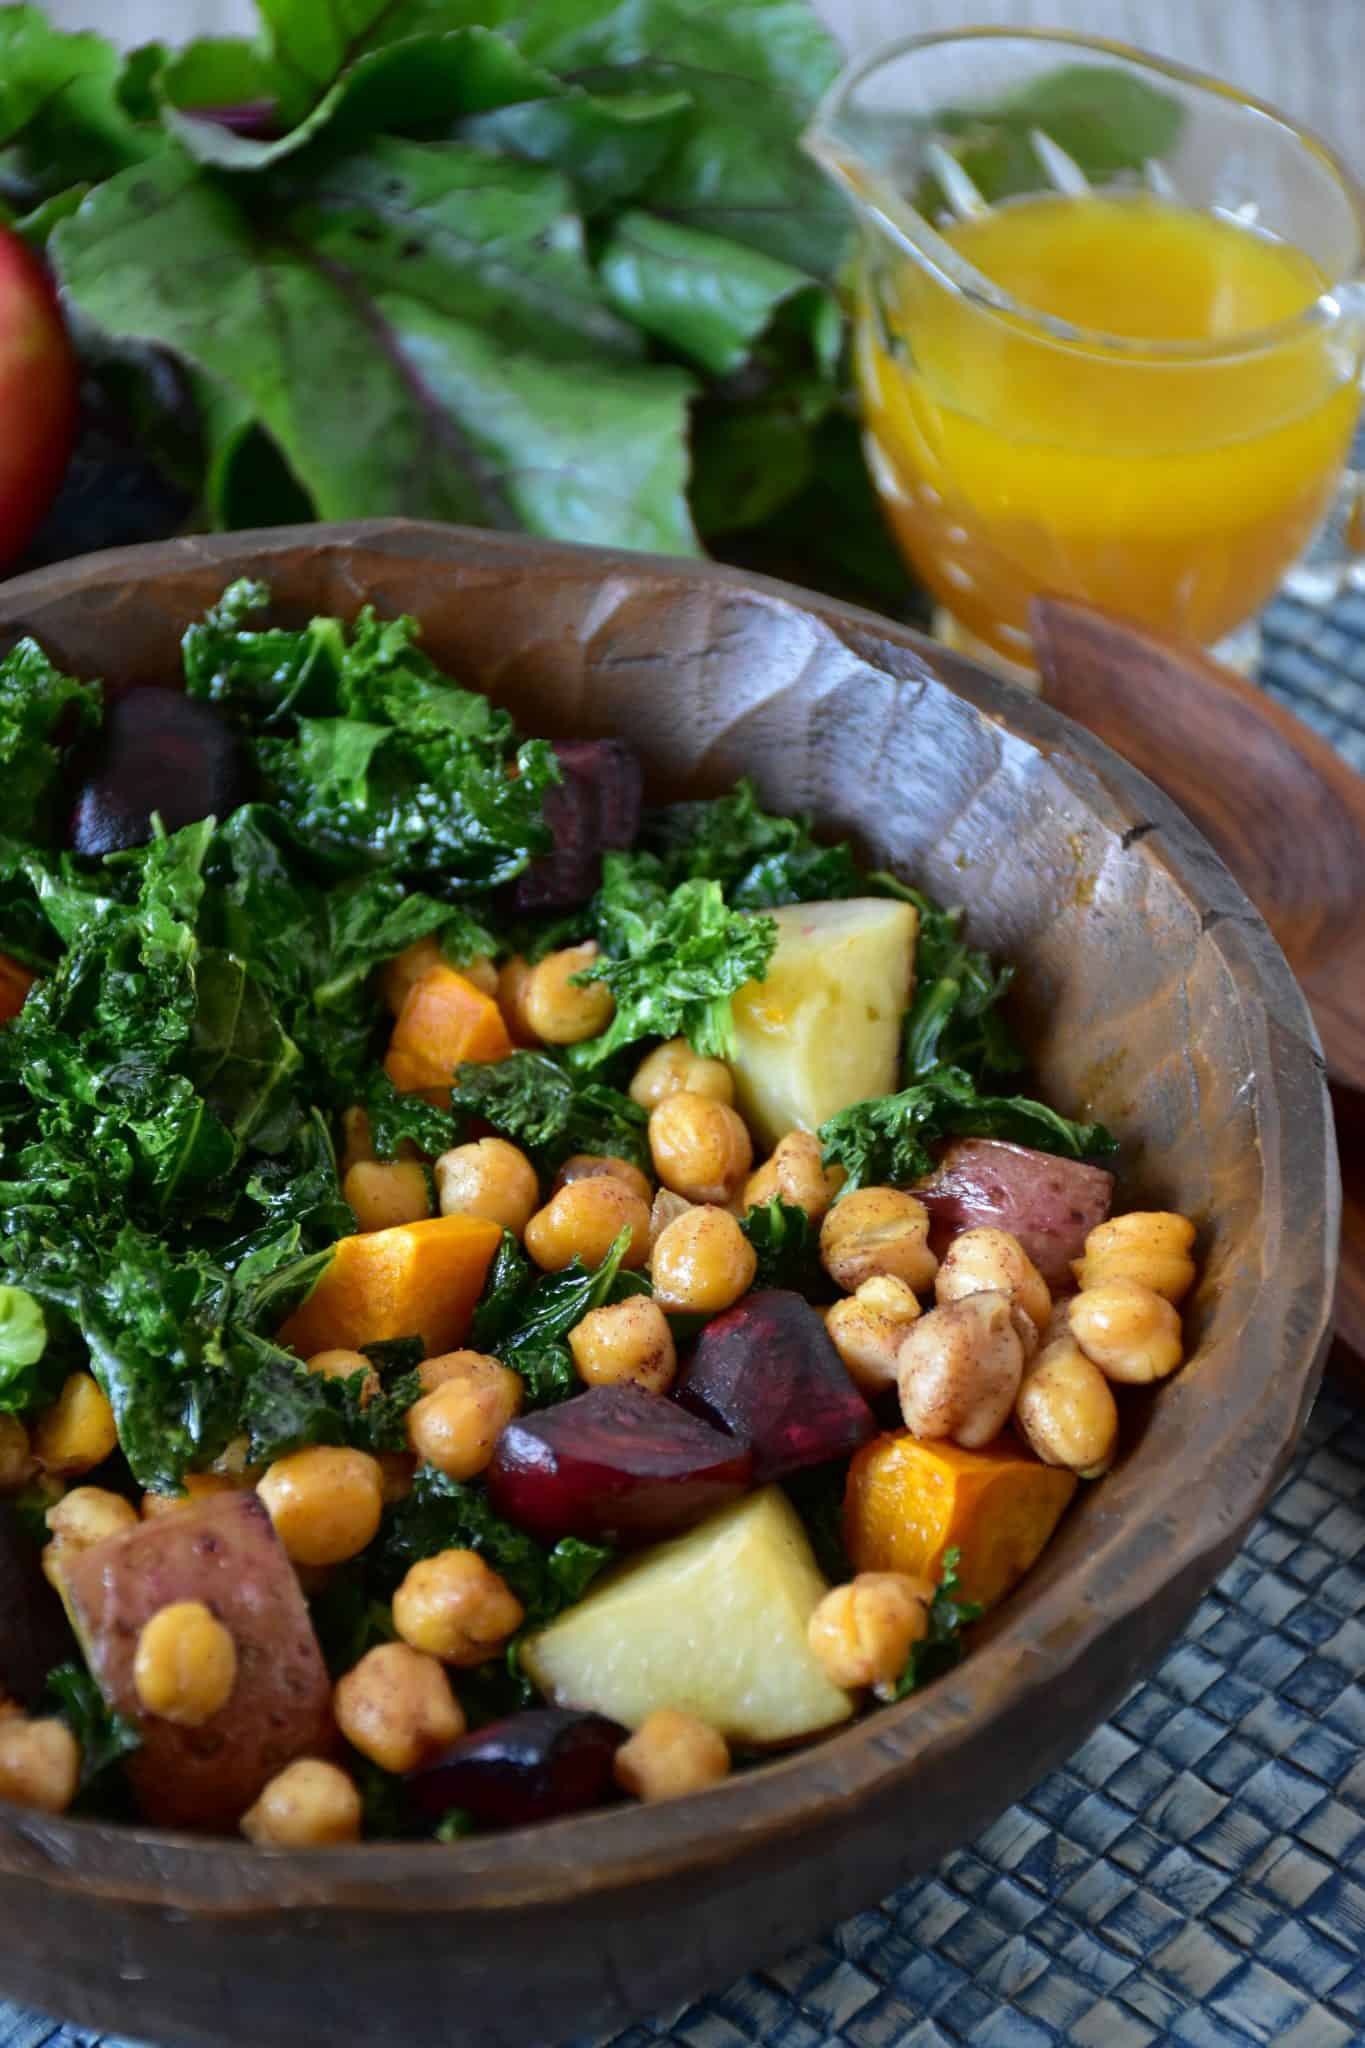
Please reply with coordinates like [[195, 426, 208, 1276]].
[[0, 523, 1338, 2048]]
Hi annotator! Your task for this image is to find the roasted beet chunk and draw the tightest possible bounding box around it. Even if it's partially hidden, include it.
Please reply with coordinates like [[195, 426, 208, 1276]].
[[914, 1139, 1114, 1289], [0, 1501, 72, 1710], [513, 738, 642, 909], [407, 1708, 626, 1831], [488, 1383, 751, 1545], [675, 1289, 877, 1483], [69, 685, 249, 854]]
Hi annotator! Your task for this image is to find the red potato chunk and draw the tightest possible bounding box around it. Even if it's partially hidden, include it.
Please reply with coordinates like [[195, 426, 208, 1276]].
[[914, 1139, 1114, 1290], [58, 1492, 333, 1831]]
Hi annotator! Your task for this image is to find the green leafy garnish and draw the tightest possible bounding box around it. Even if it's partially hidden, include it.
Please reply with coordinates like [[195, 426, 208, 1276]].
[[884, 1550, 984, 1701], [470, 1227, 650, 1407], [375, 1466, 613, 1626], [44, 1662, 142, 1793], [819, 1068, 1117, 1192], [0, 1286, 49, 1414], [447, 1051, 649, 1176], [740, 1199, 822, 1295], [898, 889, 1021, 1085]]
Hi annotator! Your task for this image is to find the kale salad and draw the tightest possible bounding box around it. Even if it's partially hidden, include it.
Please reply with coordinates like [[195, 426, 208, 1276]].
[[0, 585, 1196, 1842]]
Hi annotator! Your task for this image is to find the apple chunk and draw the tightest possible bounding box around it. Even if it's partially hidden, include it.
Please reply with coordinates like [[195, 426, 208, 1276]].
[[520, 1487, 855, 1746], [730, 898, 917, 1147]]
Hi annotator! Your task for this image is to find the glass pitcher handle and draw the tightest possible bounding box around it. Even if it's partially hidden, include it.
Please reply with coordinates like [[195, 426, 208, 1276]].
[[1282, 415, 1365, 604]]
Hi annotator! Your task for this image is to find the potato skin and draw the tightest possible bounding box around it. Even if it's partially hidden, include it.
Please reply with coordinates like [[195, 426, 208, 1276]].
[[58, 1492, 333, 1831]]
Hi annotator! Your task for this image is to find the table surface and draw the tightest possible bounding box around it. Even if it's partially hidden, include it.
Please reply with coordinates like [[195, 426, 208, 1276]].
[[7, 6, 1365, 2044]]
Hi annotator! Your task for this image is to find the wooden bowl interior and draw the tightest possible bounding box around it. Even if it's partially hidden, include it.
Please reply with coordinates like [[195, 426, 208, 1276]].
[[0, 522, 1338, 2048]]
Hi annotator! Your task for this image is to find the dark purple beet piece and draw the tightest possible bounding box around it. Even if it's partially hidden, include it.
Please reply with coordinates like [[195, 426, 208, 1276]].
[[69, 685, 250, 854], [407, 1709, 626, 1831], [914, 1139, 1114, 1289], [675, 1289, 877, 1484], [514, 738, 643, 910], [0, 1501, 73, 1710], [488, 1384, 752, 1545]]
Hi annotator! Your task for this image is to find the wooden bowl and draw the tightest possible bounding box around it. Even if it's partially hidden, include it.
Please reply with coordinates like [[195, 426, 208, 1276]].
[[0, 523, 1338, 2048]]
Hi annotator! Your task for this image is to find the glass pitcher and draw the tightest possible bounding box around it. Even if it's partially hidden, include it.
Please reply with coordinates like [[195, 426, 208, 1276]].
[[804, 30, 1365, 671]]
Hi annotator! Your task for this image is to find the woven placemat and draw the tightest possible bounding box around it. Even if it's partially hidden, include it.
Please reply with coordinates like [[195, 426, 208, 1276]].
[[2, 584, 1361, 2048]]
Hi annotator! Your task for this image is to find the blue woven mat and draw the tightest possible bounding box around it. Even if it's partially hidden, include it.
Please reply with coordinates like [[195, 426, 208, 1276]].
[[3, 581, 1362, 2048]]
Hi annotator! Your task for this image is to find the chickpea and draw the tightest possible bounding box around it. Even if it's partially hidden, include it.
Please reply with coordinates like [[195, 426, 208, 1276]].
[[333, 1642, 464, 1774], [570, 1297, 677, 1395], [241, 1758, 362, 1847], [613, 1709, 731, 1803], [392, 1549, 525, 1666], [524, 1178, 651, 1273], [896, 1291, 1025, 1447], [406, 1358, 522, 1480], [435, 1137, 539, 1236], [0, 1715, 80, 1814], [343, 1159, 430, 1233], [339, 1105, 377, 1177], [1016, 1337, 1120, 1478], [521, 942, 615, 1046], [32, 1372, 117, 1476], [554, 1152, 653, 1208], [257, 1447, 384, 1567], [43, 1487, 138, 1586], [307, 1349, 381, 1407], [935, 1228, 1051, 1344], [629, 1039, 735, 1110], [380, 936, 444, 1017], [650, 1205, 757, 1314], [1073, 1211, 1197, 1304], [743, 1130, 845, 1224], [649, 1092, 753, 1205], [416, 1348, 505, 1397], [460, 954, 499, 998], [825, 1275, 922, 1395], [807, 1572, 934, 1690], [142, 1471, 247, 1518], [497, 954, 539, 1045], [0, 1415, 32, 1493], [133, 1601, 238, 1727], [1070, 1280, 1184, 1384], [648, 1187, 693, 1256], [820, 1187, 938, 1295]]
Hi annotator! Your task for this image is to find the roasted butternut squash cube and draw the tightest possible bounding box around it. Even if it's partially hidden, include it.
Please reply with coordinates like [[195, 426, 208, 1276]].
[[278, 1213, 502, 1358], [383, 965, 512, 1098], [844, 1432, 1076, 1611]]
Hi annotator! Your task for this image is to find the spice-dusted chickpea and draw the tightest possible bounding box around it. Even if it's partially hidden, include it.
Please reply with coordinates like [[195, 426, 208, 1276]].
[[554, 1152, 653, 1208], [343, 1159, 430, 1233], [807, 1572, 934, 1690], [497, 954, 539, 1045], [0, 1415, 32, 1493], [1070, 1280, 1184, 1384], [1016, 1337, 1119, 1478], [820, 1188, 938, 1295], [650, 1205, 757, 1314], [333, 1642, 464, 1774], [1073, 1211, 1197, 1304], [257, 1447, 385, 1566], [648, 1187, 693, 1256], [570, 1297, 677, 1394], [743, 1131, 845, 1224], [32, 1372, 117, 1475], [142, 1470, 247, 1518], [524, 1178, 651, 1272], [435, 1136, 540, 1236], [629, 1038, 735, 1110], [308, 1349, 381, 1406], [826, 1275, 922, 1396], [613, 1709, 731, 1803], [43, 1487, 138, 1585], [521, 942, 615, 1046], [416, 1348, 505, 1397], [0, 1715, 80, 1814], [935, 1228, 1051, 1341], [649, 1092, 753, 1205], [241, 1758, 362, 1847], [134, 1601, 238, 1726], [896, 1291, 1025, 1447], [392, 1549, 525, 1666], [406, 1357, 523, 1480]]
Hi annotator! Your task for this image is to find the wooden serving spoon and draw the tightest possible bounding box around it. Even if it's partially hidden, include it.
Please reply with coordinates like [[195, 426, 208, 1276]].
[[1031, 596, 1365, 1363]]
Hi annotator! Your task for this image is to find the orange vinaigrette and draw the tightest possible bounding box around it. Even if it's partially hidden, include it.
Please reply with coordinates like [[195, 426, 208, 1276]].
[[857, 191, 1360, 659]]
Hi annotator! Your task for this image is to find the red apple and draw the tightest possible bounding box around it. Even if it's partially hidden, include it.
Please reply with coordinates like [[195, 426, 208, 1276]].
[[0, 228, 78, 567]]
